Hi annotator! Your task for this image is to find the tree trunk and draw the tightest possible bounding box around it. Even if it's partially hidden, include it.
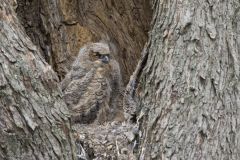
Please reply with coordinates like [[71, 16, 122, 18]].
[[132, 0, 240, 159], [0, 1, 75, 159], [2, 0, 240, 159]]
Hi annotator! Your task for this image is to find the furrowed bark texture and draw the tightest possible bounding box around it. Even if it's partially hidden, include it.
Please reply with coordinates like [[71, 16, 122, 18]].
[[15, 0, 152, 84], [135, 0, 240, 159], [16, 0, 94, 79], [0, 1, 75, 159]]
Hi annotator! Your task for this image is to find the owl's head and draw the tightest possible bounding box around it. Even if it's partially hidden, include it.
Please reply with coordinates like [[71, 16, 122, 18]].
[[75, 42, 114, 72], [89, 50, 110, 64], [88, 42, 111, 66]]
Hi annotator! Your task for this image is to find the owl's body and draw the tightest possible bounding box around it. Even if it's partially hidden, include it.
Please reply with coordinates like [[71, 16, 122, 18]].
[[61, 42, 123, 124]]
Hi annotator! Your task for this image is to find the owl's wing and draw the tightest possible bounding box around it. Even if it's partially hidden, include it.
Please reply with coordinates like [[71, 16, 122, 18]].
[[108, 60, 125, 121], [110, 60, 122, 91], [71, 64, 87, 80], [63, 69, 96, 107], [71, 77, 111, 124], [109, 60, 123, 106], [61, 63, 88, 91]]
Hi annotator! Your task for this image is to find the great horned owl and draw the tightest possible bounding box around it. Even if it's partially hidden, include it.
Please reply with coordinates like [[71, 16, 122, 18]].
[[61, 42, 123, 124]]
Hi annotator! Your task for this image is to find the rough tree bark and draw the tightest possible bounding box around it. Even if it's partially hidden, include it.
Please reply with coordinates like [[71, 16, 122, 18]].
[[1, 0, 153, 159], [16, 0, 94, 79], [0, 1, 75, 159], [130, 0, 240, 159], [2, 0, 239, 159]]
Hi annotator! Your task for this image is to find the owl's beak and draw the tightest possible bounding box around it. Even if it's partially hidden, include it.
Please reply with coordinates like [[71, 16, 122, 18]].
[[101, 55, 109, 64]]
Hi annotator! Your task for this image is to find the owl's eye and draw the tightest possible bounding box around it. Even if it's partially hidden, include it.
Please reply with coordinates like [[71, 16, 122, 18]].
[[94, 52, 101, 57]]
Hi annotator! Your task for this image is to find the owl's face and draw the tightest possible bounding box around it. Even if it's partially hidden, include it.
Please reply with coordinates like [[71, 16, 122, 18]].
[[89, 51, 110, 64], [87, 43, 112, 69], [76, 42, 113, 75], [89, 50, 111, 77]]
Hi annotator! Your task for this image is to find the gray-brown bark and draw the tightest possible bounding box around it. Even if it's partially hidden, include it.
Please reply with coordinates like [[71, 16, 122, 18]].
[[0, 1, 75, 159], [3, 0, 240, 159], [16, 0, 94, 79], [2, 0, 153, 159], [131, 0, 240, 159]]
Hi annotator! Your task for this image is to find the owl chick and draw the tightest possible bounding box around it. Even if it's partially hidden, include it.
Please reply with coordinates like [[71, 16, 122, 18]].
[[61, 42, 123, 124]]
